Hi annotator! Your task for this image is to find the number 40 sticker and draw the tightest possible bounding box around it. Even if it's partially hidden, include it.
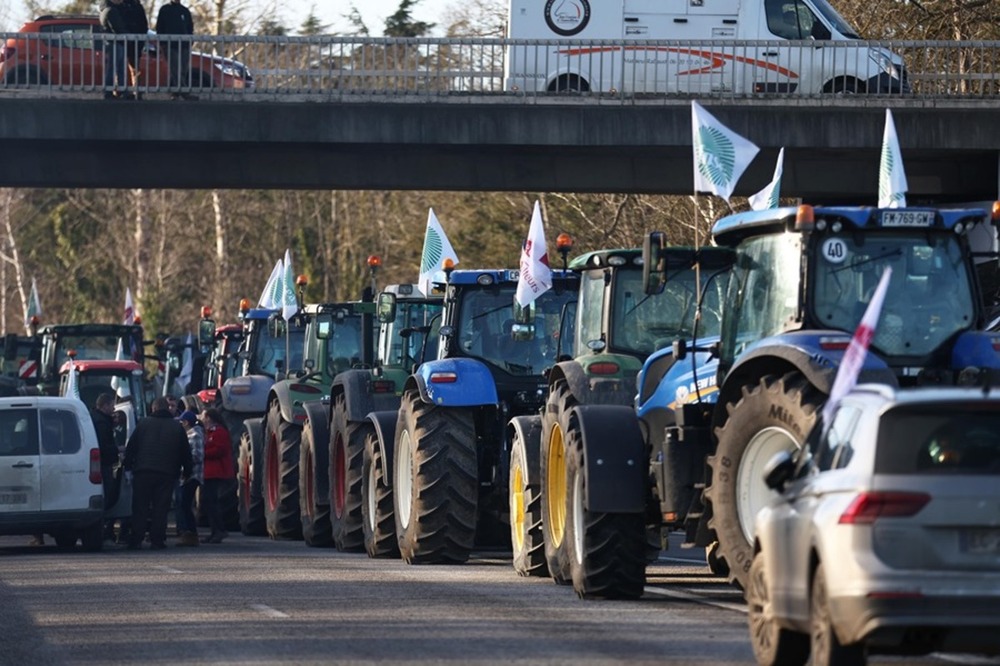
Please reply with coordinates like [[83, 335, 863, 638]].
[[821, 238, 848, 264]]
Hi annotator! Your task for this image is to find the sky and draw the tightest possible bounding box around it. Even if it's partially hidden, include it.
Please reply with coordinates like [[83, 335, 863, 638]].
[[0, 0, 454, 34]]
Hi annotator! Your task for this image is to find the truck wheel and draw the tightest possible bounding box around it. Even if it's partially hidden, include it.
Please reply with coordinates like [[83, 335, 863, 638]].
[[238, 427, 266, 536], [300, 416, 332, 547], [510, 429, 547, 577], [330, 395, 368, 552], [393, 389, 477, 564], [706, 372, 821, 590], [747, 551, 809, 666], [263, 401, 303, 540], [540, 378, 576, 584], [362, 429, 399, 558], [565, 409, 646, 600]]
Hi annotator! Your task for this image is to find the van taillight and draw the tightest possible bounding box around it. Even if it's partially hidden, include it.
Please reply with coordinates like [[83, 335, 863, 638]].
[[89, 449, 102, 484], [838, 491, 930, 524]]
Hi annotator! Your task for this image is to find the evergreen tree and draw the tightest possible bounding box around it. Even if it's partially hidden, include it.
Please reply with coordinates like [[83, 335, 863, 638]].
[[299, 6, 328, 36], [384, 0, 435, 38]]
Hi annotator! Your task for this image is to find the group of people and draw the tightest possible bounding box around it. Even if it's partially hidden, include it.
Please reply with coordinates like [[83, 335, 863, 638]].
[[100, 0, 196, 100]]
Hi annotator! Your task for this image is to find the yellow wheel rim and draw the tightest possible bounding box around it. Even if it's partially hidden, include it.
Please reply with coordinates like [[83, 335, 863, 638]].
[[547, 422, 566, 548], [511, 463, 525, 552]]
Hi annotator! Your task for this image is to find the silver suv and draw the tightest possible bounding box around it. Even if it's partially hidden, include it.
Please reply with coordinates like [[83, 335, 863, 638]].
[[747, 384, 1000, 666], [0, 396, 105, 550]]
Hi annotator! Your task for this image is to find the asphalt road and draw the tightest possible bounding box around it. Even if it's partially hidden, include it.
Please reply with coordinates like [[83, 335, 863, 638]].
[[0, 532, 997, 666]]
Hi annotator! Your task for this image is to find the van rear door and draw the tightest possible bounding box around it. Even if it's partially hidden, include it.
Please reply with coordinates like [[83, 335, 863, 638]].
[[0, 403, 41, 513], [39, 405, 99, 512]]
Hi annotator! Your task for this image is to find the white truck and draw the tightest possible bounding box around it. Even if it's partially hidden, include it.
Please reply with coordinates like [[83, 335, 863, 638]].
[[505, 0, 907, 95]]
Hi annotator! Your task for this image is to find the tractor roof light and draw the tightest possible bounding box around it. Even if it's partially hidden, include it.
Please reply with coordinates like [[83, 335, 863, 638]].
[[795, 205, 815, 231], [134, 315, 142, 325], [295, 274, 308, 287], [201, 306, 212, 319], [991, 201, 1000, 223], [239, 298, 252, 313], [367, 255, 382, 269], [607, 255, 627, 266], [477, 274, 495, 286], [67, 349, 77, 359], [443, 258, 456, 280]]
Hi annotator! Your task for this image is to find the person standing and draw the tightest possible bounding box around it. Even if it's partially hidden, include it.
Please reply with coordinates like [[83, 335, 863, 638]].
[[124, 396, 192, 550], [120, 0, 149, 98], [155, 0, 196, 100], [92, 393, 120, 540], [175, 411, 204, 547], [200, 408, 233, 543], [99, 0, 129, 99]]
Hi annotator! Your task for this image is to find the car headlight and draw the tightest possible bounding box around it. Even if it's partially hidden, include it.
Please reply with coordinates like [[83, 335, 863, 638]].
[[868, 50, 900, 79], [214, 61, 246, 79]]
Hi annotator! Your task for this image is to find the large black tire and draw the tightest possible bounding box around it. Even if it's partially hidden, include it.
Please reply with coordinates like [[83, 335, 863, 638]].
[[564, 408, 646, 600], [540, 378, 576, 584], [329, 395, 369, 552], [299, 413, 332, 547], [237, 425, 266, 536], [362, 428, 399, 558], [705, 372, 822, 590], [393, 389, 477, 564], [810, 563, 867, 666], [263, 401, 303, 540], [747, 551, 809, 666], [510, 424, 547, 577]]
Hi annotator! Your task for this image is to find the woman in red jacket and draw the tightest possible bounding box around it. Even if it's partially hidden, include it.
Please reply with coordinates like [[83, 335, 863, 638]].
[[200, 408, 234, 543]]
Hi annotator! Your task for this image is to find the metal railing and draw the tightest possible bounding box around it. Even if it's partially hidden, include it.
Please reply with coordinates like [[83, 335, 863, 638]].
[[2, 32, 1000, 101]]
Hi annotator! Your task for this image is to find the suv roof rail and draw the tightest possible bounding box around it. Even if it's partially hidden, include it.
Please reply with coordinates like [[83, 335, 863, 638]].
[[34, 14, 97, 20]]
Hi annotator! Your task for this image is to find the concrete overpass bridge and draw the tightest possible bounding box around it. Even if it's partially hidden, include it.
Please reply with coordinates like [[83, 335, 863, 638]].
[[2, 95, 996, 203]]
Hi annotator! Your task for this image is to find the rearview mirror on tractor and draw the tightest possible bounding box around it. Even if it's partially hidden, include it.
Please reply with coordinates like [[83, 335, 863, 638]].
[[643, 231, 667, 295], [377, 293, 397, 324]]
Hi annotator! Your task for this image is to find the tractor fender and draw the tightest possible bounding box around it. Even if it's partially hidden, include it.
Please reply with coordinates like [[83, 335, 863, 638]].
[[508, 415, 542, 488], [547, 361, 591, 405], [242, 417, 265, 455], [571, 404, 647, 513], [331, 369, 377, 422], [951, 330, 1000, 369], [302, 400, 331, 450], [268, 381, 299, 425], [365, 410, 398, 488], [407, 358, 498, 407], [220, 374, 274, 415]]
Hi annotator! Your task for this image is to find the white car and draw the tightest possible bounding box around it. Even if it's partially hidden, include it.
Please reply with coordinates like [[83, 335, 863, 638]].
[[0, 396, 105, 550]]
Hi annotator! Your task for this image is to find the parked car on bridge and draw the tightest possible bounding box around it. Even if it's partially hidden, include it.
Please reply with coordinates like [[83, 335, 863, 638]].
[[746, 383, 1000, 666], [0, 15, 253, 91]]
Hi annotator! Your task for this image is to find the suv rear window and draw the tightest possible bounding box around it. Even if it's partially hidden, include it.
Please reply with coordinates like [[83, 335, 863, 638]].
[[876, 405, 1000, 475], [0, 408, 39, 456]]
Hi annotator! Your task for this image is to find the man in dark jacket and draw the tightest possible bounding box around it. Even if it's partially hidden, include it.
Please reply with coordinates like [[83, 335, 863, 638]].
[[99, 0, 129, 99], [92, 393, 119, 540], [121, 0, 149, 97], [155, 0, 195, 99], [124, 396, 192, 549]]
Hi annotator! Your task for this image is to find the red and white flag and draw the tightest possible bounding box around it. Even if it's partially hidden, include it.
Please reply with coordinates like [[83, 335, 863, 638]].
[[123, 288, 135, 325], [515, 201, 553, 308], [821, 267, 892, 426]]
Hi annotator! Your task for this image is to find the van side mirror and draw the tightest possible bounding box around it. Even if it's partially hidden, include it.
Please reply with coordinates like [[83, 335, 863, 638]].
[[198, 319, 216, 347], [377, 293, 397, 323], [642, 231, 667, 295]]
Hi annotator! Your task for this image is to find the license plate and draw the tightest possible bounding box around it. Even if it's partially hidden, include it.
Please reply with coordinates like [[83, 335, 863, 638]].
[[961, 528, 1000, 554], [0, 492, 27, 505], [880, 210, 935, 227]]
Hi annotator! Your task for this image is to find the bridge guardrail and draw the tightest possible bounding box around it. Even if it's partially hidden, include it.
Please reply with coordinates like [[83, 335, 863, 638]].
[[2, 33, 999, 101]]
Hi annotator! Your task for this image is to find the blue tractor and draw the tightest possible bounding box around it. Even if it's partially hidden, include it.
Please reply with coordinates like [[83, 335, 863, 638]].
[[569, 202, 1000, 597], [364, 267, 579, 564]]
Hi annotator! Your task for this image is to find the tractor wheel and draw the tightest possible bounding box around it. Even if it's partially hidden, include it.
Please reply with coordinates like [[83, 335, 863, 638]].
[[540, 378, 577, 584], [810, 563, 867, 666], [330, 395, 368, 552], [747, 551, 809, 666], [263, 401, 303, 540], [705, 372, 822, 590], [362, 428, 399, 558], [564, 408, 646, 600], [299, 415, 332, 547], [706, 540, 729, 577], [510, 428, 547, 577], [393, 389, 477, 564], [237, 426, 266, 536]]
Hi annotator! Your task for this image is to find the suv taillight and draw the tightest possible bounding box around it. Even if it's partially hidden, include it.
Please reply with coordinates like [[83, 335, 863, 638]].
[[838, 491, 930, 524], [89, 448, 102, 484]]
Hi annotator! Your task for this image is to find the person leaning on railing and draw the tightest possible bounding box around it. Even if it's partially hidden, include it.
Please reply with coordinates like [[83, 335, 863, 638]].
[[156, 0, 197, 100], [99, 0, 130, 99]]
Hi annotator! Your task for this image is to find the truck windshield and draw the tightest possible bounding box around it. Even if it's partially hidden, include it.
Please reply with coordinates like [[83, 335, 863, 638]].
[[457, 285, 577, 376], [610, 267, 726, 358], [325, 316, 365, 377], [808, 0, 860, 38], [811, 233, 975, 357]]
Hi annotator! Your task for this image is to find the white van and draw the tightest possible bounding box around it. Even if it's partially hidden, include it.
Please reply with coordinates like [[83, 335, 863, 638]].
[[505, 0, 907, 95], [0, 396, 105, 550]]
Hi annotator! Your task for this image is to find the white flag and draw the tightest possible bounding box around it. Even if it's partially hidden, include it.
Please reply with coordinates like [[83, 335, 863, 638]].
[[280, 249, 298, 321], [418, 208, 460, 296], [692, 101, 759, 203], [123, 288, 135, 325], [24, 277, 41, 330], [878, 109, 907, 209], [515, 201, 553, 307], [821, 267, 892, 426], [259, 259, 284, 310], [748, 148, 784, 211], [64, 358, 82, 401]]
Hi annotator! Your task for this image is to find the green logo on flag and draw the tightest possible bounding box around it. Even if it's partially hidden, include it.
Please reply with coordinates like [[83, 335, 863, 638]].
[[420, 227, 443, 273], [878, 146, 905, 204], [696, 126, 736, 188]]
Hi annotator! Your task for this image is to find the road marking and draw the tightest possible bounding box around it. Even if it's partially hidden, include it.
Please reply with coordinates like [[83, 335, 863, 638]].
[[251, 604, 289, 618], [643, 586, 747, 614], [153, 565, 184, 574]]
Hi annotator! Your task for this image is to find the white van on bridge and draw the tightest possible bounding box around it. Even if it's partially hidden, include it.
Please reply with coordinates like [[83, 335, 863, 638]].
[[504, 0, 908, 95]]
